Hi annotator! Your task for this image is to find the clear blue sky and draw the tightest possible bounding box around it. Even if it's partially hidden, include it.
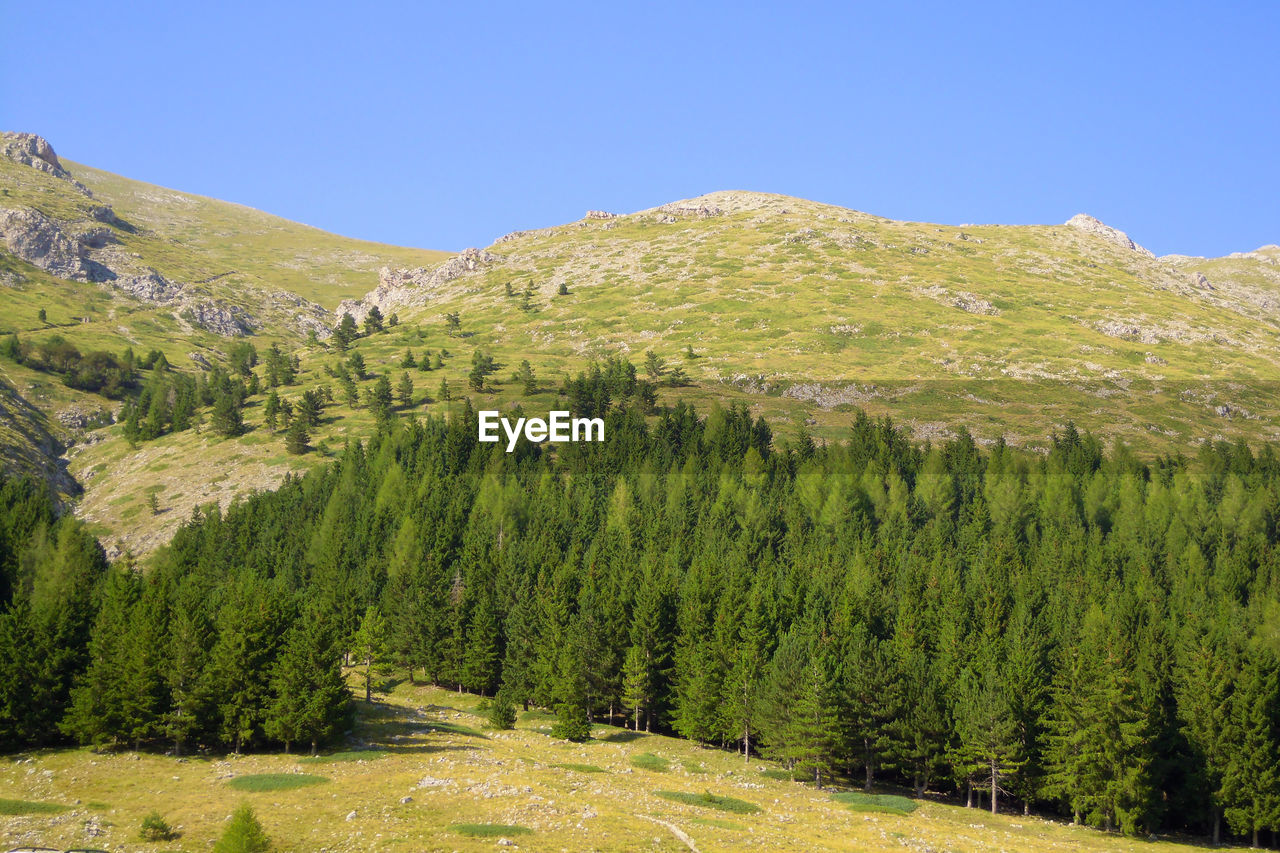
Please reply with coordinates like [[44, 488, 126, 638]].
[[3, 1, 1276, 256]]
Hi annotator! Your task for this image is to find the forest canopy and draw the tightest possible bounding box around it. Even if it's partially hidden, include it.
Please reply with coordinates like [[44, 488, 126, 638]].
[[2, 401, 1278, 844]]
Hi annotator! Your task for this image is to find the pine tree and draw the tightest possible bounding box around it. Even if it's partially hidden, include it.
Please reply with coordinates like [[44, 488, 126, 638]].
[[397, 372, 414, 409], [265, 610, 350, 754], [214, 804, 270, 853], [487, 689, 517, 730], [284, 417, 310, 455], [352, 607, 387, 703], [264, 391, 280, 431]]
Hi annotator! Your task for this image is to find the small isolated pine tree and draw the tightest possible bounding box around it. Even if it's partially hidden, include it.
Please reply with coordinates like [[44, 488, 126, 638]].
[[214, 804, 270, 853], [397, 372, 414, 409], [488, 690, 517, 730], [558, 282, 569, 295], [37, 307, 47, 324], [284, 417, 310, 455], [140, 810, 178, 842], [444, 312, 461, 336], [438, 376, 451, 402], [551, 702, 592, 742]]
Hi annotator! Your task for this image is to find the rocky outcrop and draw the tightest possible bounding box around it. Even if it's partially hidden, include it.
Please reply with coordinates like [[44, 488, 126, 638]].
[[585, 210, 618, 220], [114, 270, 183, 303], [179, 301, 254, 336], [1065, 214, 1155, 258], [660, 200, 724, 218], [0, 208, 111, 281], [336, 248, 502, 322], [1, 132, 91, 194]]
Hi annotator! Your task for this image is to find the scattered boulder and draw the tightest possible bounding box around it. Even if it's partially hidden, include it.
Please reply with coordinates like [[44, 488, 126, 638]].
[[1193, 272, 1214, 290], [585, 210, 618, 220], [1065, 214, 1155, 258]]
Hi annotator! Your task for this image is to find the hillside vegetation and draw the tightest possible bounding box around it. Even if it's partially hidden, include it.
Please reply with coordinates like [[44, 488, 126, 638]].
[[1, 132, 1279, 557]]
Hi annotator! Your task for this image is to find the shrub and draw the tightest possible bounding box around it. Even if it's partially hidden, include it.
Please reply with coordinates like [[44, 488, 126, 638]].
[[140, 810, 178, 841], [488, 691, 516, 730], [550, 702, 591, 742], [213, 803, 270, 853]]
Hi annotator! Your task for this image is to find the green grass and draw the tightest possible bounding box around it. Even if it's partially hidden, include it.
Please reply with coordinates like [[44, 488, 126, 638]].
[[0, 797, 70, 815], [830, 791, 919, 815], [299, 749, 388, 763], [449, 823, 533, 838], [689, 816, 748, 830], [630, 752, 670, 772], [654, 790, 762, 814], [682, 759, 711, 774], [551, 762, 606, 773], [227, 772, 329, 792]]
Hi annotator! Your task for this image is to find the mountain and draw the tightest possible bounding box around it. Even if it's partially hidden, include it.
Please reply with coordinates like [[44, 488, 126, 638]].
[[1, 133, 1277, 554]]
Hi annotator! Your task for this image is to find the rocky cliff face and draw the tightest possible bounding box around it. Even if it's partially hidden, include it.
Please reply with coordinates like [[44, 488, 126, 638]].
[[1, 132, 91, 194], [335, 247, 502, 321]]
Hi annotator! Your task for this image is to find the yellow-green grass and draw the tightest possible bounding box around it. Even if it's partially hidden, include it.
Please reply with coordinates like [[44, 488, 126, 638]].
[[0, 681, 1227, 853]]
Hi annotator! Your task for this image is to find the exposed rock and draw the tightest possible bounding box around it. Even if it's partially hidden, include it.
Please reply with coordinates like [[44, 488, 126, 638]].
[[188, 352, 212, 370], [1065, 214, 1155, 258], [1144, 353, 1167, 365], [1, 132, 91, 194], [660, 200, 724, 218], [585, 210, 618, 220], [0, 207, 111, 281], [1096, 320, 1159, 344], [179, 300, 253, 336], [114, 270, 183, 303], [920, 285, 999, 316], [1193, 272, 1214, 290], [336, 248, 503, 322]]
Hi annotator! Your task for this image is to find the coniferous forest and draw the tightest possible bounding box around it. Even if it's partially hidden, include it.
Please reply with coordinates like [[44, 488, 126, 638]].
[[3, 394, 1280, 845]]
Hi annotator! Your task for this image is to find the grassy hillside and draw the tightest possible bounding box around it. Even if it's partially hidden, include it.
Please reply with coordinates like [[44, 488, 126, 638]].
[[68, 161, 452, 309], [4, 140, 1280, 554], [0, 682, 1206, 853]]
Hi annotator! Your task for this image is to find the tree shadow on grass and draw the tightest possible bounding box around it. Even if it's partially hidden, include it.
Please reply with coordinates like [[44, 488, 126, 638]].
[[596, 730, 649, 744]]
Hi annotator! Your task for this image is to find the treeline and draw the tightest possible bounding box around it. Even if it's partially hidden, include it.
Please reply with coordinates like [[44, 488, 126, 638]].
[[3, 395, 1280, 844]]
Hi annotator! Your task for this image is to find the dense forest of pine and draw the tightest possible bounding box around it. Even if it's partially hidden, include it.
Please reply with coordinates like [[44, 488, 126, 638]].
[[3, 383, 1280, 845]]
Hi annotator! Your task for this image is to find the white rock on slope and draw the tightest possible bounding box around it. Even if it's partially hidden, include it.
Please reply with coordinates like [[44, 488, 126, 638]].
[[1065, 213, 1155, 258]]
